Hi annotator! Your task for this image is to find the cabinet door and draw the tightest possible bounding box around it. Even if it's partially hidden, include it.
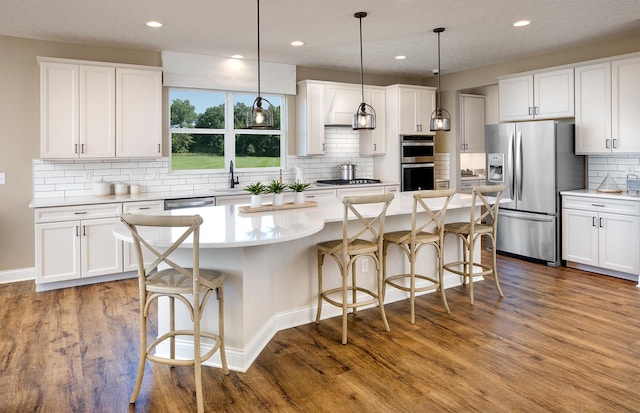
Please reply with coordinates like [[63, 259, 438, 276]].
[[115, 68, 162, 157], [575, 62, 611, 154], [359, 88, 387, 155], [499, 75, 534, 121], [80, 65, 115, 158], [598, 212, 640, 274], [416, 89, 436, 133], [534, 68, 574, 119], [40, 62, 79, 158], [35, 221, 81, 283], [81, 217, 123, 278], [612, 56, 640, 153], [561, 208, 598, 266], [296, 81, 325, 156], [216, 194, 250, 206], [399, 89, 419, 134], [122, 200, 164, 271], [460, 94, 485, 152]]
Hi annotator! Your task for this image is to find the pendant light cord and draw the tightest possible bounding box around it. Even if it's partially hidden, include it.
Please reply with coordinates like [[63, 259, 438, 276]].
[[256, 0, 261, 98], [358, 13, 365, 103], [436, 30, 441, 110]]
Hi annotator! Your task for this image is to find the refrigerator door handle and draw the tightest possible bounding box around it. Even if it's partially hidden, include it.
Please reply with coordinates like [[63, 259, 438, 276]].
[[509, 132, 515, 197], [516, 130, 523, 201]]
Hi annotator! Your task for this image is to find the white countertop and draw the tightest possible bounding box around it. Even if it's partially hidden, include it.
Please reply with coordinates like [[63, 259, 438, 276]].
[[29, 183, 399, 209], [460, 175, 486, 181], [561, 189, 640, 201], [113, 192, 483, 249]]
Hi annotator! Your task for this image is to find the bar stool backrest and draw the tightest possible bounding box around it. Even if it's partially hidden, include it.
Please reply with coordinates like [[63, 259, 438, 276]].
[[338, 193, 395, 257], [470, 184, 507, 233], [410, 188, 457, 243]]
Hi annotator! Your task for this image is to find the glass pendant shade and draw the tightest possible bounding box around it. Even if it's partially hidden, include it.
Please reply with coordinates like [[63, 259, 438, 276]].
[[352, 102, 376, 130], [430, 107, 451, 131], [353, 11, 375, 131], [249, 96, 274, 129]]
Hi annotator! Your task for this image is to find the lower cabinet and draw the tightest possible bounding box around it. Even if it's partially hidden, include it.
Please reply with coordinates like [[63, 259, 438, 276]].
[[562, 195, 640, 276], [35, 203, 123, 284], [122, 200, 164, 271], [459, 178, 483, 194]]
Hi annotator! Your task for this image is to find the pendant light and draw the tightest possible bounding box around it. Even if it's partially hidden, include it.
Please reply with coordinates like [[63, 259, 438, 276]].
[[248, 0, 274, 129], [352, 12, 376, 130], [430, 27, 451, 132]]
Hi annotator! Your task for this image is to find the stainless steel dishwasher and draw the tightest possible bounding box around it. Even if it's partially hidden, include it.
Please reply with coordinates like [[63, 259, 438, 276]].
[[164, 196, 216, 211]]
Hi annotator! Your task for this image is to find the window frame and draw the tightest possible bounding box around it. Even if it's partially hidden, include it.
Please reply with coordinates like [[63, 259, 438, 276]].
[[168, 87, 287, 174]]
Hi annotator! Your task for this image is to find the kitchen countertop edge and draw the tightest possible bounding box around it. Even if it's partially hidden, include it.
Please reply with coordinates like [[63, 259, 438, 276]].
[[560, 189, 640, 201]]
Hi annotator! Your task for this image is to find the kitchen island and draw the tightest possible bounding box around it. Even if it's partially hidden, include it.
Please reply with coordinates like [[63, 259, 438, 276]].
[[114, 192, 488, 372]]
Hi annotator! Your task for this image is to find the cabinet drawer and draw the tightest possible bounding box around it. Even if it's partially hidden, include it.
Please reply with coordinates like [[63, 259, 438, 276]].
[[562, 196, 640, 216], [122, 200, 164, 213], [35, 203, 122, 223]]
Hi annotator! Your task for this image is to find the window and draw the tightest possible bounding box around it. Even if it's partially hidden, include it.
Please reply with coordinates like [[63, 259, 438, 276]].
[[169, 88, 284, 172]]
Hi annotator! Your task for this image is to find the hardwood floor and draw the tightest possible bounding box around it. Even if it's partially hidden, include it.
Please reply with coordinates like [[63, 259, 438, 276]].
[[1, 253, 639, 412]]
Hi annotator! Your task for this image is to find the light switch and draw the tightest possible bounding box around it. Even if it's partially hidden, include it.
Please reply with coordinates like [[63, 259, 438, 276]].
[[0, 173, 5, 185]]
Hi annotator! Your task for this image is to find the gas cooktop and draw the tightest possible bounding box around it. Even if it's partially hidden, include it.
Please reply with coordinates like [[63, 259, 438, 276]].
[[316, 179, 382, 185]]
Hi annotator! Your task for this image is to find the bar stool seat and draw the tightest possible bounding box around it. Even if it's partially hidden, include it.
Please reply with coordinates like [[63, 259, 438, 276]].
[[315, 193, 395, 344], [383, 189, 455, 324], [443, 184, 506, 305]]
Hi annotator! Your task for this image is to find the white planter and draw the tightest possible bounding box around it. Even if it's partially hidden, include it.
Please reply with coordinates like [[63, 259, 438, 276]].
[[273, 193, 284, 206], [250, 194, 262, 208], [294, 192, 305, 204]]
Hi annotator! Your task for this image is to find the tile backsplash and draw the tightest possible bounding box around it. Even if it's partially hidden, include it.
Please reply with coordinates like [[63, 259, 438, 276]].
[[587, 154, 640, 190], [32, 128, 374, 199]]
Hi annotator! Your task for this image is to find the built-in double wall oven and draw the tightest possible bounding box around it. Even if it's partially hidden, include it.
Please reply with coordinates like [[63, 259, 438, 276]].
[[400, 135, 435, 191]]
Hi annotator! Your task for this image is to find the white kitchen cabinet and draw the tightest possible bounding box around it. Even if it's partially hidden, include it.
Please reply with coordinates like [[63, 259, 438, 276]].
[[575, 55, 640, 154], [38, 57, 162, 159], [35, 203, 123, 284], [436, 180, 450, 190], [115, 68, 163, 157], [359, 87, 387, 155], [459, 94, 485, 153], [498, 68, 574, 122], [216, 194, 250, 206], [337, 186, 385, 198], [296, 80, 326, 156], [459, 178, 483, 194], [562, 195, 640, 277], [122, 200, 164, 271], [387, 85, 436, 135]]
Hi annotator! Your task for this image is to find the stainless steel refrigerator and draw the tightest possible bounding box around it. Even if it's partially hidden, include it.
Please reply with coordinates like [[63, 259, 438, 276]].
[[485, 120, 585, 266]]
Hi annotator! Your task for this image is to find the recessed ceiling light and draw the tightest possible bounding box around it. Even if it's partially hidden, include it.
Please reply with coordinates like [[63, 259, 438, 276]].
[[513, 20, 530, 27], [395, 55, 407, 60], [231, 54, 244, 59], [290, 41, 304, 46], [146, 21, 163, 28]]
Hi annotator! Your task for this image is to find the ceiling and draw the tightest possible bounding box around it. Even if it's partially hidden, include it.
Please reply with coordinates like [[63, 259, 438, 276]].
[[1, 0, 639, 78]]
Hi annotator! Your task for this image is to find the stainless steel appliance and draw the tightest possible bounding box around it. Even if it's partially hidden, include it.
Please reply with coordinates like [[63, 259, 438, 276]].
[[400, 135, 435, 191], [317, 178, 381, 185], [485, 121, 585, 266], [164, 196, 216, 210]]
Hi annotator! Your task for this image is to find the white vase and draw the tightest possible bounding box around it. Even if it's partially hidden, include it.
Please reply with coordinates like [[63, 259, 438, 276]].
[[294, 192, 305, 204], [273, 192, 284, 206], [250, 194, 262, 208]]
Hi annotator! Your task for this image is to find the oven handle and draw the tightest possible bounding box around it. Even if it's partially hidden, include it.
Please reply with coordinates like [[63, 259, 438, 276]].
[[402, 162, 435, 169], [402, 142, 434, 147]]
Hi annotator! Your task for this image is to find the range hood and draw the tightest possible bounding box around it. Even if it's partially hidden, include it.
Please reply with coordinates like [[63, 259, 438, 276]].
[[325, 86, 362, 127]]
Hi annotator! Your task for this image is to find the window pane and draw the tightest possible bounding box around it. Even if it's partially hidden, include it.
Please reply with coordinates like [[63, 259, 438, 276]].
[[171, 133, 224, 170], [235, 134, 281, 168], [234, 93, 281, 130], [170, 89, 225, 129]]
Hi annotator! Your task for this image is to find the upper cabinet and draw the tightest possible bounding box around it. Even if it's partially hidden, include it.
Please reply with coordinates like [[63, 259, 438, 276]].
[[459, 94, 485, 153], [575, 54, 640, 154], [359, 87, 387, 155], [498, 68, 574, 121], [39, 57, 162, 159], [387, 85, 436, 135], [296, 80, 326, 156]]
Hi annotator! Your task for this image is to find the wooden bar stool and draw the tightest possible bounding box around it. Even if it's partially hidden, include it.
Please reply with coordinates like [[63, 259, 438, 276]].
[[315, 193, 394, 344], [443, 184, 506, 305], [383, 188, 456, 324], [120, 213, 228, 413]]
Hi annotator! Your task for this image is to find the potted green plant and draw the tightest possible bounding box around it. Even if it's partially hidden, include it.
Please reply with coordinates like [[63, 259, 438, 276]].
[[245, 182, 266, 208], [267, 180, 287, 206], [288, 181, 311, 204]]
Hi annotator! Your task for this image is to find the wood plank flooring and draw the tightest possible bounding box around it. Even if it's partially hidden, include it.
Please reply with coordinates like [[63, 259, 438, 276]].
[[1, 253, 639, 412]]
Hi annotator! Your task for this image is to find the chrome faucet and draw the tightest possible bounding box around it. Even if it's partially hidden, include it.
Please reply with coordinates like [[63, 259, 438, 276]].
[[230, 160, 239, 188]]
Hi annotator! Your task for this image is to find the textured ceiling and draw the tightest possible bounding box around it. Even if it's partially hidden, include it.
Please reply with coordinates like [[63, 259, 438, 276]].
[[1, 0, 639, 78]]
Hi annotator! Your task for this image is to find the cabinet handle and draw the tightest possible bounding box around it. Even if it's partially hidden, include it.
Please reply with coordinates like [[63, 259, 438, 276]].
[[592, 217, 597, 227], [74, 144, 78, 154], [74, 211, 87, 215], [528, 107, 532, 116], [591, 204, 605, 207], [138, 207, 151, 210], [82, 225, 86, 236], [612, 139, 617, 149], [605, 139, 610, 149], [373, 144, 376, 151], [75, 226, 79, 237], [322, 143, 325, 151], [157, 144, 161, 153], [534, 106, 539, 115], [599, 217, 604, 228], [81, 144, 85, 153], [306, 195, 315, 198]]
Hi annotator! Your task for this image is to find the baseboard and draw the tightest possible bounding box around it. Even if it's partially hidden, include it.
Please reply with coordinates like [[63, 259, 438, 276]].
[[0, 267, 34, 284]]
